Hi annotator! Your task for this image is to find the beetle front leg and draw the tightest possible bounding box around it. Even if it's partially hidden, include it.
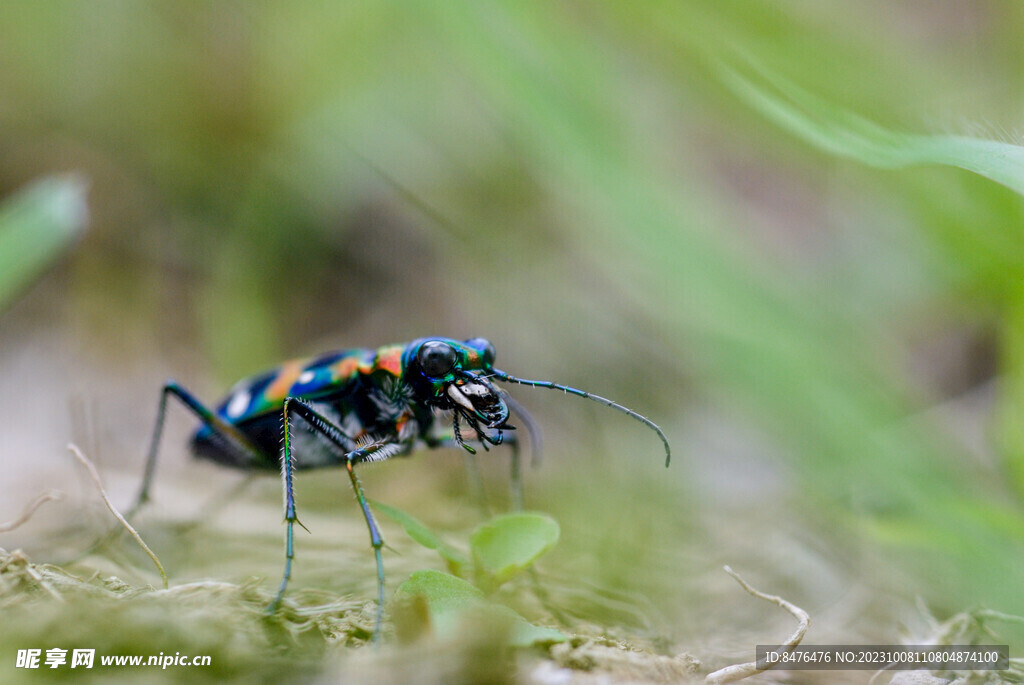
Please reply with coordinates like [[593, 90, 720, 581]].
[[268, 396, 397, 643], [266, 397, 317, 617], [508, 433, 523, 511], [344, 454, 387, 641]]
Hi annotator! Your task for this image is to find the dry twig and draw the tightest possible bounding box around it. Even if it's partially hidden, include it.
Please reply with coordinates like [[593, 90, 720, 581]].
[[67, 443, 168, 589], [0, 490, 62, 532], [705, 565, 810, 684]]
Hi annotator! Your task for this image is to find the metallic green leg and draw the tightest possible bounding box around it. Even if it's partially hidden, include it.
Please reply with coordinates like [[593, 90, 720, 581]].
[[269, 396, 392, 643], [346, 458, 386, 642]]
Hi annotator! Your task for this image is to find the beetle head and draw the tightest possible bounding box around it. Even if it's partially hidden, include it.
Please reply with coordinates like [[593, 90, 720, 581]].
[[402, 336, 672, 468], [402, 337, 509, 430]]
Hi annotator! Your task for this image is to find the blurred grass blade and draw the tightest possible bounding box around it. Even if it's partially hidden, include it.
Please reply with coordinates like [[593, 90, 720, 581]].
[[717, 60, 1024, 197], [371, 499, 470, 575], [418, 2, 1024, 615], [997, 300, 1024, 499], [716, 58, 1024, 502], [0, 175, 88, 309]]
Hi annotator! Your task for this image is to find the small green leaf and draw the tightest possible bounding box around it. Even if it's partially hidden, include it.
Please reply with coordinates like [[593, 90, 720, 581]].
[[394, 569, 484, 612], [0, 175, 88, 310], [371, 500, 469, 574], [502, 607, 566, 647], [394, 570, 565, 647], [470, 513, 559, 591]]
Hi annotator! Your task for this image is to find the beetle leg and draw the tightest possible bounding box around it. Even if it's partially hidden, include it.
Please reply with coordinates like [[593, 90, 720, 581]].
[[508, 433, 523, 511], [269, 397, 397, 643], [344, 454, 387, 642], [503, 394, 543, 468], [434, 415, 524, 511], [494, 396, 540, 511], [130, 381, 262, 519]]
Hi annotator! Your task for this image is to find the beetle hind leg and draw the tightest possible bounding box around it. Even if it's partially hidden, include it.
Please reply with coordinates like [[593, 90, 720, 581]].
[[130, 381, 262, 519]]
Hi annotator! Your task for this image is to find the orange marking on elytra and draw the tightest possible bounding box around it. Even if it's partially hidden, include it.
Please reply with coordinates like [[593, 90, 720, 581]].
[[264, 360, 306, 403], [371, 346, 404, 377], [330, 355, 360, 382]]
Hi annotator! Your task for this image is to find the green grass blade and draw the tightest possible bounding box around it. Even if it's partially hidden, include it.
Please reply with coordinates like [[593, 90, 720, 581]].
[[717, 60, 1024, 196], [0, 175, 88, 310], [413, 2, 1024, 615], [996, 299, 1024, 499]]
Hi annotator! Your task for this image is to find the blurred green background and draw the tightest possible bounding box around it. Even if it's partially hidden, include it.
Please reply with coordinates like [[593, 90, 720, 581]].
[[2, 0, 1024, 681]]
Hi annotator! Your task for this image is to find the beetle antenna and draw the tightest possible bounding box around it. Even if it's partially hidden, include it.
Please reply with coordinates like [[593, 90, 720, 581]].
[[491, 370, 671, 467]]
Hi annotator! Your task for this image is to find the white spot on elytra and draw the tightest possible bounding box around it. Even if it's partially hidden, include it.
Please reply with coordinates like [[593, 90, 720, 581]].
[[226, 390, 250, 418], [298, 370, 315, 384]]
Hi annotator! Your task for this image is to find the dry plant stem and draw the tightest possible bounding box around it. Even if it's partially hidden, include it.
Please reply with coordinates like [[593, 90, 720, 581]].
[[67, 443, 168, 589], [0, 490, 62, 532], [705, 565, 810, 685], [973, 609, 1024, 626], [867, 607, 1024, 684]]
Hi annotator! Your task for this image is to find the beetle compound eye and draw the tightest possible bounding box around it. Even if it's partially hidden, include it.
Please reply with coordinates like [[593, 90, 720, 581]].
[[465, 337, 496, 366], [418, 341, 457, 377]]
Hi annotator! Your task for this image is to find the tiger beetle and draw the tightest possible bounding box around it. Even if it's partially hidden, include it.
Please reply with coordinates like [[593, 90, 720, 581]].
[[133, 337, 671, 642]]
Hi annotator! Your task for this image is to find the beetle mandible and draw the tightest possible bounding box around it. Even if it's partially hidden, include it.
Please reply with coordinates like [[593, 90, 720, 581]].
[[133, 336, 671, 640]]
